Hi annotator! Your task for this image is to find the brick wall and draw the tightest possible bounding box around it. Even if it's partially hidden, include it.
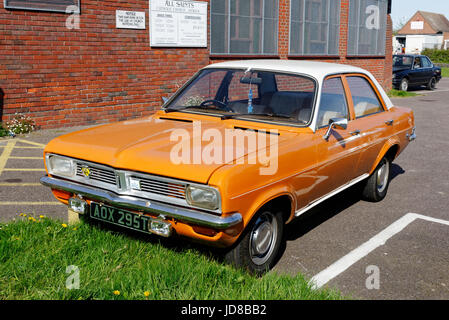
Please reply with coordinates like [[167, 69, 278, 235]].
[[0, 0, 393, 130]]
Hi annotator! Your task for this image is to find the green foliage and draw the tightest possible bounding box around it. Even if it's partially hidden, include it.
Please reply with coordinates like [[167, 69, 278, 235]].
[[0, 124, 9, 137], [6, 113, 35, 135], [421, 49, 449, 64], [0, 216, 343, 300], [442, 68, 449, 78]]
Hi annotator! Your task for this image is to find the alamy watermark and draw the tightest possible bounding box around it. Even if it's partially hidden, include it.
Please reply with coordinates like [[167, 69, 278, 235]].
[[66, 265, 80, 290], [65, 6, 80, 30], [170, 121, 279, 176], [365, 265, 380, 290]]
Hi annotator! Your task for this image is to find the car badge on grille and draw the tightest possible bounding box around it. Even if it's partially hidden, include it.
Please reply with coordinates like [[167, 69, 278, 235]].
[[81, 166, 91, 178]]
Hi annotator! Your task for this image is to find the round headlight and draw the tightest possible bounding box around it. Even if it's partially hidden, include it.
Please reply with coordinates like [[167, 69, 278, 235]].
[[47, 155, 75, 178], [186, 185, 220, 210]]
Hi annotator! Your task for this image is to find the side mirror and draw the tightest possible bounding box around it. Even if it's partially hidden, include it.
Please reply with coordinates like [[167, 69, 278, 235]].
[[324, 117, 348, 141]]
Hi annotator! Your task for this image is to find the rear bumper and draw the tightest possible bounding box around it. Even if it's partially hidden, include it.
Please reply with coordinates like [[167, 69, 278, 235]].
[[40, 175, 242, 230]]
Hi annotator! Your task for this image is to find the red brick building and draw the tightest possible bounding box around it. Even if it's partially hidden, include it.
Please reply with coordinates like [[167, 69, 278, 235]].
[[0, 0, 393, 129]]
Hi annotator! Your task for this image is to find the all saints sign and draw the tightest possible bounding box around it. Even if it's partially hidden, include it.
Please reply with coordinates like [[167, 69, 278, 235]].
[[150, 0, 208, 47]]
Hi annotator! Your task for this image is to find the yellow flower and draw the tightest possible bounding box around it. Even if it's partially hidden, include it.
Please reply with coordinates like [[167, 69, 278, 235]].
[[113, 290, 120, 296], [73, 227, 78, 231], [144, 291, 150, 297], [62, 223, 68, 228], [39, 215, 45, 219]]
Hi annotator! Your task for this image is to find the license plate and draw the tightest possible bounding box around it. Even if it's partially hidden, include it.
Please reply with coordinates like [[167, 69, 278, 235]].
[[89, 202, 162, 235]]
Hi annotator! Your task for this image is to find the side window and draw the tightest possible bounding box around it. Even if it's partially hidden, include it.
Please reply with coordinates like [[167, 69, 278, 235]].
[[317, 77, 348, 128], [422, 57, 432, 68], [414, 57, 422, 69], [347, 77, 383, 118]]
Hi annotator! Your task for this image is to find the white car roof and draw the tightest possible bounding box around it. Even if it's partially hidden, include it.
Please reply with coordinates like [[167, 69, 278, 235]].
[[204, 60, 393, 110]]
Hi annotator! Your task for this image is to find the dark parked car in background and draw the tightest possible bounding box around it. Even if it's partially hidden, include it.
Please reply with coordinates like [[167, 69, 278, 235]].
[[393, 55, 442, 91]]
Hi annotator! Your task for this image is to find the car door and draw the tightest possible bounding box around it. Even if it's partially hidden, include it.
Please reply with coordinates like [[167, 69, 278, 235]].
[[343, 75, 393, 176], [311, 76, 364, 200], [408, 57, 423, 85], [420, 56, 434, 84]]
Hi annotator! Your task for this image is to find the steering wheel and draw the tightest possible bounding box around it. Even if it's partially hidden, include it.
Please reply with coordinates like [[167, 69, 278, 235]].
[[200, 99, 232, 112]]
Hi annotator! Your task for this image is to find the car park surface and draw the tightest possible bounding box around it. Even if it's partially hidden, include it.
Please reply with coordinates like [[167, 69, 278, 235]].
[[0, 78, 448, 299]]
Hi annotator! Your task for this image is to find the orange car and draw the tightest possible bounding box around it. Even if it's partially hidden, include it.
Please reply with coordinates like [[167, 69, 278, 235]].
[[41, 60, 415, 274]]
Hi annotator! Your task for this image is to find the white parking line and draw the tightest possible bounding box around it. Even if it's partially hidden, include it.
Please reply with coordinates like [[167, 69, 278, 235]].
[[310, 213, 449, 289]]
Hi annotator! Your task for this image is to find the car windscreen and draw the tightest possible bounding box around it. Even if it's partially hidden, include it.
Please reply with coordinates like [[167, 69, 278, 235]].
[[165, 68, 317, 125]]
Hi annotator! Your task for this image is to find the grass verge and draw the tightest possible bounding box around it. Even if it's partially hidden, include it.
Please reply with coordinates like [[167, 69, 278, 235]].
[[388, 89, 418, 98], [0, 215, 342, 300], [442, 67, 449, 78]]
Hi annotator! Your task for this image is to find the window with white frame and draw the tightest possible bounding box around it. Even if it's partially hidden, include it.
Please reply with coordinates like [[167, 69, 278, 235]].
[[4, 0, 79, 13], [347, 0, 387, 56], [290, 0, 341, 56], [211, 0, 279, 55]]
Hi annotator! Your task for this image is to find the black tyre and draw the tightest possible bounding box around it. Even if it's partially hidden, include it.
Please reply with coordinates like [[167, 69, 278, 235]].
[[224, 208, 284, 275], [399, 78, 409, 92], [362, 157, 391, 202], [426, 77, 437, 91]]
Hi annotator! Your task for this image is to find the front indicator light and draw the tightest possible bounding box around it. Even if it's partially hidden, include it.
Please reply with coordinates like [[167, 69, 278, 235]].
[[68, 198, 87, 215], [150, 219, 172, 237]]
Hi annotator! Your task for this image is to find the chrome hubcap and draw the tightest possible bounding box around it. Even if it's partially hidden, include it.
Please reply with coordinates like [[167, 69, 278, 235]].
[[376, 160, 389, 193], [250, 213, 278, 266], [401, 80, 408, 91]]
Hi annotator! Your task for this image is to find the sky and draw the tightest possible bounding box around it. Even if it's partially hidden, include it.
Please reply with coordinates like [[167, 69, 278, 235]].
[[391, 0, 449, 30]]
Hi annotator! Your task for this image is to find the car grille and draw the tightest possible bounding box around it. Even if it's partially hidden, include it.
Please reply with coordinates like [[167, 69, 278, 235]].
[[74, 161, 187, 202], [76, 162, 116, 186], [133, 176, 186, 199]]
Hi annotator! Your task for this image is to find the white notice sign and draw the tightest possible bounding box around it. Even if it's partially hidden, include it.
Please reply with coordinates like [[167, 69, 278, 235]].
[[116, 10, 146, 29], [150, 0, 207, 47], [411, 21, 424, 30]]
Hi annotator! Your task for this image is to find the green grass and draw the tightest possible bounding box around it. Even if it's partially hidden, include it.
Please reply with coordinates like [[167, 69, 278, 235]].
[[0, 215, 342, 300], [388, 89, 418, 98], [442, 67, 449, 78]]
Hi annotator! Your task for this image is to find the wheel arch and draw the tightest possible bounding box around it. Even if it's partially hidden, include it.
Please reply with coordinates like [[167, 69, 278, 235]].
[[369, 139, 400, 175], [246, 192, 295, 228]]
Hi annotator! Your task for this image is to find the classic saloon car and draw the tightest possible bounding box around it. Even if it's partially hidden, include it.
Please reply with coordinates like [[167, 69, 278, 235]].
[[393, 54, 442, 91], [41, 60, 416, 274]]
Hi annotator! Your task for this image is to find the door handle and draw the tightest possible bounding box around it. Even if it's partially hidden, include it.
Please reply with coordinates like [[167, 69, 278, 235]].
[[385, 120, 394, 126], [350, 130, 361, 136]]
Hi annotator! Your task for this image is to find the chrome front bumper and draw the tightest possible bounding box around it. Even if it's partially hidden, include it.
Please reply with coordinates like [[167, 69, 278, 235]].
[[40, 176, 242, 230]]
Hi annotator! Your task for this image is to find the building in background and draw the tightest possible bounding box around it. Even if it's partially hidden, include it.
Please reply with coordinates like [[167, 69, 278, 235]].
[[395, 11, 449, 54], [0, 0, 393, 129]]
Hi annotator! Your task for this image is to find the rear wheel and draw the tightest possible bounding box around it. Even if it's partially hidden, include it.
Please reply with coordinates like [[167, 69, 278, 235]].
[[225, 208, 284, 275], [426, 77, 437, 90], [362, 157, 391, 202], [400, 78, 409, 92]]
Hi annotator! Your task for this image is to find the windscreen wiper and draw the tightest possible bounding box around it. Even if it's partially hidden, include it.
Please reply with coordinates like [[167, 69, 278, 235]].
[[220, 113, 292, 120], [164, 106, 210, 113]]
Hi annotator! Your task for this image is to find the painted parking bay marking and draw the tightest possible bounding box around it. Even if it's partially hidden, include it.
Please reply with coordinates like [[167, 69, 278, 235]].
[[310, 213, 449, 289], [0, 138, 60, 206]]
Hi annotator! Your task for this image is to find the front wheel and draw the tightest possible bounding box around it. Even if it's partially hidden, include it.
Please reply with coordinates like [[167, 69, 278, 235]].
[[362, 157, 391, 202], [224, 209, 284, 275], [400, 78, 409, 92]]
